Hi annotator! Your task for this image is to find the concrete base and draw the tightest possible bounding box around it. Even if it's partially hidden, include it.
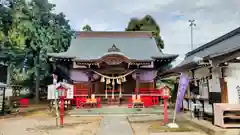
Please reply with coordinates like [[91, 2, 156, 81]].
[[167, 123, 179, 128]]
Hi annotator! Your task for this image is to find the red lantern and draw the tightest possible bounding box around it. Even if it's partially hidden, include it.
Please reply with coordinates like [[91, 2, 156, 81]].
[[57, 85, 67, 127], [161, 86, 171, 124], [161, 87, 170, 99], [57, 86, 67, 99]]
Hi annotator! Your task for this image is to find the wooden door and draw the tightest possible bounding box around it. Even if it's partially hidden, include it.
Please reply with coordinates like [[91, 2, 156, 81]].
[[220, 78, 228, 103]]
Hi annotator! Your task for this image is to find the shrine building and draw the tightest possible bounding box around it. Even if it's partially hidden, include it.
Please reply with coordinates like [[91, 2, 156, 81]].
[[48, 31, 178, 103]]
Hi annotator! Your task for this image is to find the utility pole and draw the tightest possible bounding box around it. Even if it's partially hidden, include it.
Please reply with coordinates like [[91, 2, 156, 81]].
[[189, 20, 196, 50]]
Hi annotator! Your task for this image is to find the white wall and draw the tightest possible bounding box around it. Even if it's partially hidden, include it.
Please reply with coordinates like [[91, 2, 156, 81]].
[[224, 63, 240, 104], [194, 68, 209, 79], [210, 67, 222, 92]]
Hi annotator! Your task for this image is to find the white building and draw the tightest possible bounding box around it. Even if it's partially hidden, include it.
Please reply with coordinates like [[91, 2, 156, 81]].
[[162, 27, 240, 119]]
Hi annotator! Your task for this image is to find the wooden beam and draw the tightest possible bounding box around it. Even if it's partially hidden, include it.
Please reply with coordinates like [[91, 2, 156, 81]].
[[211, 51, 240, 66]]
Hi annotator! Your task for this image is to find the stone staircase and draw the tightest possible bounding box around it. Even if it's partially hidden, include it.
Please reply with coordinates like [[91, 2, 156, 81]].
[[69, 106, 174, 116]]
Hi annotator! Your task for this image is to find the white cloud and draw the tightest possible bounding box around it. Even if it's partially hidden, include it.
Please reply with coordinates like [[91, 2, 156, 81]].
[[74, 19, 109, 31], [114, 0, 175, 14], [49, 0, 240, 64]]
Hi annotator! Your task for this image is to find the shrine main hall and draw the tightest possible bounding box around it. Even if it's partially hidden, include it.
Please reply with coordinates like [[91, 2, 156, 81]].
[[48, 31, 178, 103]]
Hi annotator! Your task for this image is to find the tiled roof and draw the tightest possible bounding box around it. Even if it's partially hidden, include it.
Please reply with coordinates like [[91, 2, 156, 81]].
[[161, 26, 240, 75], [179, 27, 240, 68], [48, 31, 178, 61]]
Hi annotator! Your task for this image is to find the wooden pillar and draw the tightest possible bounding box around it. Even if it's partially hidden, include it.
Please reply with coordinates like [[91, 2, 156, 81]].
[[209, 66, 222, 124], [88, 73, 92, 98], [189, 70, 195, 110], [136, 73, 140, 95]]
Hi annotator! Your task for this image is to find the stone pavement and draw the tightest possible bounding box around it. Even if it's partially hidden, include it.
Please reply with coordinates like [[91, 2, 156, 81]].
[[150, 132, 205, 135], [128, 114, 173, 122], [96, 116, 133, 135]]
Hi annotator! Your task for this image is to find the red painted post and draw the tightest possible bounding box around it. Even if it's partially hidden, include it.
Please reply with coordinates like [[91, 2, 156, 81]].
[[163, 97, 168, 123], [160, 85, 170, 125], [60, 98, 64, 127]]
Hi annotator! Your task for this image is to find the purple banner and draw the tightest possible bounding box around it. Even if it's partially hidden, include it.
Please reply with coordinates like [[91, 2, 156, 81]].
[[176, 73, 190, 113]]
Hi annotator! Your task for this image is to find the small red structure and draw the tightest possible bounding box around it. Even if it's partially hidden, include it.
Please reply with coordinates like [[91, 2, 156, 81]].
[[19, 98, 29, 112], [19, 98, 29, 108]]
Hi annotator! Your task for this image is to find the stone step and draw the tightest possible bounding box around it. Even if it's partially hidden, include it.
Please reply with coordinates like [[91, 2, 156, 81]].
[[128, 114, 174, 122], [69, 108, 172, 114], [70, 113, 173, 116]]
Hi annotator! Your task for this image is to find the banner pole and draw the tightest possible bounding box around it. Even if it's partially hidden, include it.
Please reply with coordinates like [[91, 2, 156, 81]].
[[172, 73, 182, 124], [172, 88, 179, 124], [168, 73, 190, 128]]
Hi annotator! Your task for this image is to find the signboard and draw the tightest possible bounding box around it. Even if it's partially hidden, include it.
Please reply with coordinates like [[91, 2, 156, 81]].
[[48, 84, 57, 99], [237, 86, 240, 104], [5, 87, 13, 97], [64, 83, 73, 99], [47, 83, 74, 100]]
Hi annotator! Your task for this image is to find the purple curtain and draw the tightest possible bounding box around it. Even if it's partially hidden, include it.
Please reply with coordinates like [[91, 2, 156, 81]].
[[70, 69, 157, 82], [70, 70, 88, 82], [132, 70, 158, 82], [70, 70, 100, 82]]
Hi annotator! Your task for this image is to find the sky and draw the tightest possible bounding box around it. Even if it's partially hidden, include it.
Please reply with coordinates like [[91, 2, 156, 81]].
[[49, 0, 240, 65]]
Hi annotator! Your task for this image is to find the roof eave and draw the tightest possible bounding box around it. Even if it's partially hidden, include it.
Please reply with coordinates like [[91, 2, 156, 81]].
[[73, 58, 154, 63], [159, 59, 210, 77], [151, 54, 179, 60], [186, 27, 240, 57], [47, 53, 75, 59], [204, 46, 240, 60]]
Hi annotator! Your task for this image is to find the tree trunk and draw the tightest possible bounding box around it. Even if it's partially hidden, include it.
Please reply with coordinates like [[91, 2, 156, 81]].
[[6, 63, 11, 85], [35, 54, 40, 104], [6, 62, 12, 107]]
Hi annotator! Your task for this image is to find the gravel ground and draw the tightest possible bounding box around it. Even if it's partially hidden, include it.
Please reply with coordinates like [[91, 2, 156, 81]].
[[0, 114, 102, 135]]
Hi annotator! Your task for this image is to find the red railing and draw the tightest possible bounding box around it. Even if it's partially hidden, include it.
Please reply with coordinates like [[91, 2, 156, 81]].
[[133, 88, 164, 107], [74, 85, 92, 96], [134, 88, 163, 95]]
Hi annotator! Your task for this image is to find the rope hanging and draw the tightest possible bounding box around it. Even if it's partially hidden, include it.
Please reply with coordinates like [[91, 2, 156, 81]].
[[92, 69, 136, 81], [111, 74, 115, 99], [92, 70, 136, 99]]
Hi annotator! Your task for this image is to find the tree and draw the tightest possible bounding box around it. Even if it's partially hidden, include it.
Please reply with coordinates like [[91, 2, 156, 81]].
[[0, 0, 73, 103], [0, 0, 29, 86], [82, 24, 92, 31], [24, 0, 73, 103], [126, 15, 164, 49]]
